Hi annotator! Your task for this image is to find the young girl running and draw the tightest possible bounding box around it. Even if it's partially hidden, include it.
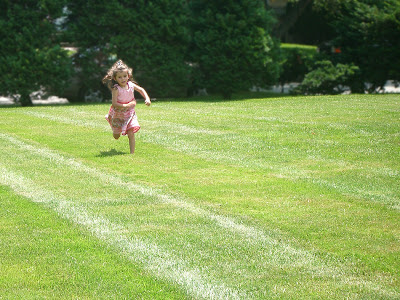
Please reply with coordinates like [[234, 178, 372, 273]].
[[102, 60, 151, 154]]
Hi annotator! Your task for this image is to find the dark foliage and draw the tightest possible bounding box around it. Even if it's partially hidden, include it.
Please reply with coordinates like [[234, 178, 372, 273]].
[[0, 0, 72, 106], [189, 0, 280, 99]]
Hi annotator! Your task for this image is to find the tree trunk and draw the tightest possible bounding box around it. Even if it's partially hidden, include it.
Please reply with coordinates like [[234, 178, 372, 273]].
[[274, 0, 313, 41], [20, 92, 33, 107]]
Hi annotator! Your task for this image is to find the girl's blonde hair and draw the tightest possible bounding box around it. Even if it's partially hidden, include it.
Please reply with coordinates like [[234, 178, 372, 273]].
[[102, 60, 134, 90]]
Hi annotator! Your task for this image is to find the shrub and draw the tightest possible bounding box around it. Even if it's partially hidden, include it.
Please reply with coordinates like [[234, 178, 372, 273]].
[[293, 60, 359, 95]]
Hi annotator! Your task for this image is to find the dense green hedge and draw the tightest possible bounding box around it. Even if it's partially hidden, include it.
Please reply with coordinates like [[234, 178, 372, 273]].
[[63, 0, 280, 101], [0, 0, 281, 103], [2, 0, 399, 103]]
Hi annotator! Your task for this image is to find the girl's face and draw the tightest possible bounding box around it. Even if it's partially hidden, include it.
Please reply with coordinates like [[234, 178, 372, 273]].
[[114, 71, 129, 87]]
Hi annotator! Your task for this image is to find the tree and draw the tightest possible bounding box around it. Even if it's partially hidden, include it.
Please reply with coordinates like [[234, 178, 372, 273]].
[[313, 0, 400, 92], [273, 0, 313, 42], [190, 0, 280, 98], [112, 0, 191, 98], [66, 0, 191, 99], [0, 0, 72, 106]]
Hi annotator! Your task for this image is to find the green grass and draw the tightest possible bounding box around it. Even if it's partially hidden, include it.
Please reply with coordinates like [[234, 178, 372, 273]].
[[0, 186, 186, 299], [281, 43, 318, 50], [0, 94, 399, 299]]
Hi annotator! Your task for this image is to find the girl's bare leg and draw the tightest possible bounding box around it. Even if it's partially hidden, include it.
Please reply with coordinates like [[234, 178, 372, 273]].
[[127, 130, 135, 154]]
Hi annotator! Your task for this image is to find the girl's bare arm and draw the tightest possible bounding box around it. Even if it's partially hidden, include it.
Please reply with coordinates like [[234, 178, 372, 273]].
[[134, 85, 151, 106]]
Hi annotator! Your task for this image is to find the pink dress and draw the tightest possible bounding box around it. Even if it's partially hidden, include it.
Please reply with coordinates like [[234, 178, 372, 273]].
[[105, 81, 140, 135]]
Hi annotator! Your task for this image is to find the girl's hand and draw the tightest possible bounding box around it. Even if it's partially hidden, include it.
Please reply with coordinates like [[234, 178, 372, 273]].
[[126, 101, 136, 109], [133, 85, 151, 106]]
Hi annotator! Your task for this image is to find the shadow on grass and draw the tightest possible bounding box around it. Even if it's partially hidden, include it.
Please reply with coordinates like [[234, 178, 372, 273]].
[[97, 148, 126, 157], [156, 91, 292, 103]]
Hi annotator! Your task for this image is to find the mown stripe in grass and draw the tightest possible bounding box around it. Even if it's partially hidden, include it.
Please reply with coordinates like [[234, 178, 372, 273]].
[[0, 167, 246, 299], [0, 133, 314, 262], [0, 185, 187, 299], [1, 132, 398, 299]]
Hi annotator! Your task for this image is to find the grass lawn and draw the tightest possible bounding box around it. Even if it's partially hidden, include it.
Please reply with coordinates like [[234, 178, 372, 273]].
[[0, 93, 399, 299]]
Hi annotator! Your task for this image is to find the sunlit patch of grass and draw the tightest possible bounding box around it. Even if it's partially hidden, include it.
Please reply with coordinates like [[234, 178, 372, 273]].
[[0, 186, 187, 299]]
